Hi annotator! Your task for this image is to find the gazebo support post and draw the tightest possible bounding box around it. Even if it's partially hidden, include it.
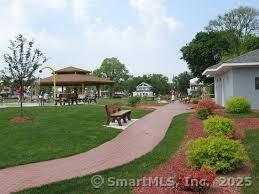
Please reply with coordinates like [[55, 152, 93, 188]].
[[82, 83, 85, 94], [111, 84, 115, 98], [61, 86, 64, 93], [96, 85, 100, 98]]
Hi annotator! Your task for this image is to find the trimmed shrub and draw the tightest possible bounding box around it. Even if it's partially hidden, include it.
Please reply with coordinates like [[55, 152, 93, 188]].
[[225, 96, 251, 113], [187, 136, 248, 173], [203, 116, 234, 136], [196, 98, 217, 112], [192, 97, 199, 104], [128, 96, 141, 107], [197, 108, 209, 120]]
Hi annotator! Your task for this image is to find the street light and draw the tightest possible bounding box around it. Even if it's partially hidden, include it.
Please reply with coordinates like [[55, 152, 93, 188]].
[[39, 66, 56, 100]]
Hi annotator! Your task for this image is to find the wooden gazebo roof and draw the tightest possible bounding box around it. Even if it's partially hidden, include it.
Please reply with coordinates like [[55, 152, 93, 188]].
[[40, 66, 114, 86], [55, 66, 91, 74]]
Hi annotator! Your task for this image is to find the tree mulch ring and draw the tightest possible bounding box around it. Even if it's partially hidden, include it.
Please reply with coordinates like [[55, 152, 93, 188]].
[[9, 117, 33, 123], [134, 114, 252, 194]]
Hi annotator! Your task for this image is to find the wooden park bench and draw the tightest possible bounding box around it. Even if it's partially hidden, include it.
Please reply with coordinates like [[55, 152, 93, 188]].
[[55, 93, 70, 105], [70, 93, 78, 105], [0, 96, 3, 103], [88, 95, 97, 104], [78, 94, 97, 104], [105, 103, 131, 126], [78, 94, 88, 104], [55, 93, 78, 105]]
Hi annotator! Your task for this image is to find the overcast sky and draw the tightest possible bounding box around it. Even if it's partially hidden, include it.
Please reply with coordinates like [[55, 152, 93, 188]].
[[0, 0, 258, 80]]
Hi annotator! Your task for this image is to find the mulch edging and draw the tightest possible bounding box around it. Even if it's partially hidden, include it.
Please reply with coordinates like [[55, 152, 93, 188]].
[[9, 117, 33, 123], [134, 114, 258, 194]]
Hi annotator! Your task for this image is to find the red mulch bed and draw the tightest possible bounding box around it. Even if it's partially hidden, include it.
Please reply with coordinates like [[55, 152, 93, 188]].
[[9, 117, 33, 123], [235, 118, 259, 130], [134, 114, 255, 194]]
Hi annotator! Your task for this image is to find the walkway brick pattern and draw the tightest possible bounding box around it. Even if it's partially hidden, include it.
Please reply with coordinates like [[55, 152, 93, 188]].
[[0, 102, 190, 194]]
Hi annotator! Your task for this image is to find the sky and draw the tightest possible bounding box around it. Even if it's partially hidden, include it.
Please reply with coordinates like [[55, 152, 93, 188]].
[[0, 0, 258, 80]]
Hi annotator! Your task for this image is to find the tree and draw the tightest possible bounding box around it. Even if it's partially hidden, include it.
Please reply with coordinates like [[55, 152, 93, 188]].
[[181, 31, 239, 81], [220, 34, 259, 61], [205, 6, 258, 38], [93, 57, 129, 91], [123, 74, 171, 95], [145, 74, 171, 95], [3, 34, 47, 116], [172, 71, 193, 95], [240, 35, 259, 52]]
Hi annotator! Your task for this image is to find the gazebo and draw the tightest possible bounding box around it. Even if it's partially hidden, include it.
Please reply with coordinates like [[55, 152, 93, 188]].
[[40, 66, 115, 97]]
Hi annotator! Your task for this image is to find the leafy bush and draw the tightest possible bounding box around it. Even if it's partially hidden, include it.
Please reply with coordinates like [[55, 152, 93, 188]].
[[203, 116, 234, 136], [128, 96, 141, 107], [192, 97, 199, 104], [177, 170, 216, 192], [196, 98, 217, 112], [187, 136, 248, 173], [225, 96, 251, 113], [197, 108, 209, 120]]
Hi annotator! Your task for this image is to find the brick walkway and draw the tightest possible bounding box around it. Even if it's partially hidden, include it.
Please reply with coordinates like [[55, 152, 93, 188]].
[[0, 102, 190, 194]]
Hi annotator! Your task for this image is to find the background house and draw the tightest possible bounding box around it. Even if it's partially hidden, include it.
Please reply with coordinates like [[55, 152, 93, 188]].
[[133, 82, 154, 97], [187, 77, 205, 96], [203, 49, 259, 109]]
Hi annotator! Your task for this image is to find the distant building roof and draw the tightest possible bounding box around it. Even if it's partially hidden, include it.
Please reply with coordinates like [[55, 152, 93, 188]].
[[203, 49, 259, 77], [190, 77, 199, 85], [137, 82, 152, 88]]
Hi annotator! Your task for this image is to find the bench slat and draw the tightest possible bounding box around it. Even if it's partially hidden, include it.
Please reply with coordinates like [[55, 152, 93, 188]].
[[111, 110, 131, 117]]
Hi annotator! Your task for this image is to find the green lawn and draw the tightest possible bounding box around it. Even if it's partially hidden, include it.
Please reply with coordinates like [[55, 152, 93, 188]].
[[243, 129, 259, 194], [97, 98, 130, 106], [17, 113, 190, 194], [0, 105, 150, 169], [97, 97, 168, 106]]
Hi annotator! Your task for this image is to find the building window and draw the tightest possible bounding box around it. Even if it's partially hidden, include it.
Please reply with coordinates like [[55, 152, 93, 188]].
[[255, 77, 259, 90]]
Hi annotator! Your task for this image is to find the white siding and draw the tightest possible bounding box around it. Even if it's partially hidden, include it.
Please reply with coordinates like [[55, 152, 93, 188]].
[[232, 67, 259, 109], [214, 70, 234, 106]]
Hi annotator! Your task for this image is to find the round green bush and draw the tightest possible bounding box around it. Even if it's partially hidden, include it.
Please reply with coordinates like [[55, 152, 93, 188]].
[[203, 116, 234, 136], [225, 96, 251, 113], [197, 108, 209, 120], [187, 136, 248, 173], [191, 97, 199, 104], [128, 96, 141, 107]]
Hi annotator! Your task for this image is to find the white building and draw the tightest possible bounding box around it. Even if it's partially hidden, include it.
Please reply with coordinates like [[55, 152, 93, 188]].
[[203, 49, 259, 109], [133, 82, 154, 97], [187, 77, 205, 96]]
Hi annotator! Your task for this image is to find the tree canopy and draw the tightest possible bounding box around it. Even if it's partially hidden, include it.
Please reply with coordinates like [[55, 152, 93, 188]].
[[181, 31, 239, 80], [93, 57, 129, 91], [124, 74, 171, 95], [172, 71, 193, 95], [3, 34, 47, 115], [205, 6, 258, 38]]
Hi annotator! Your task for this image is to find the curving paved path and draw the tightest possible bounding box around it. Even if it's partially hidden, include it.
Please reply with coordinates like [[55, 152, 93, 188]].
[[0, 102, 190, 194]]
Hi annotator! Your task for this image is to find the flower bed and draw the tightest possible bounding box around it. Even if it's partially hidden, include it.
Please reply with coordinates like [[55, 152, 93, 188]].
[[134, 114, 253, 194]]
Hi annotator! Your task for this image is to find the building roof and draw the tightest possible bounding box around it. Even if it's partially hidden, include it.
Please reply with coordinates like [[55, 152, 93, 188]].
[[40, 66, 114, 86], [55, 66, 91, 74], [203, 49, 259, 77], [137, 82, 152, 88], [225, 49, 259, 63]]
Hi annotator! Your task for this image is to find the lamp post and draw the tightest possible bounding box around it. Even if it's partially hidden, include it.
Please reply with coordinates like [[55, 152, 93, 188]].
[[39, 66, 56, 100]]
